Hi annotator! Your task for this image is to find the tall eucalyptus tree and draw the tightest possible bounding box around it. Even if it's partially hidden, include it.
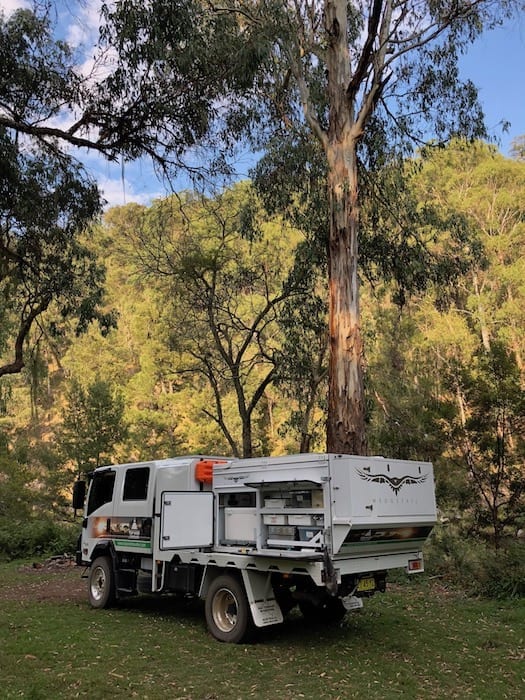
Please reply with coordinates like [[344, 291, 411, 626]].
[[239, 0, 513, 453]]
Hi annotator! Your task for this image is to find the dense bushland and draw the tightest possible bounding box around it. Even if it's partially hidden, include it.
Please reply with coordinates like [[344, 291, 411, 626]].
[[1, 144, 524, 594]]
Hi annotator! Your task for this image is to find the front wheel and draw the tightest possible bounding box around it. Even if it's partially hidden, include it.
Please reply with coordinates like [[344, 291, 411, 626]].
[[204, 574, 252, 643], [88, 556, 116, 609]]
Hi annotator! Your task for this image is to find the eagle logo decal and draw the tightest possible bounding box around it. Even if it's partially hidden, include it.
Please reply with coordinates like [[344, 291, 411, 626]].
[[357, 469, 428, 495]]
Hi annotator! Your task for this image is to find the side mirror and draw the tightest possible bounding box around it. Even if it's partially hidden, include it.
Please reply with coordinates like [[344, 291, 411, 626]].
[[72, 480, 86, 511]]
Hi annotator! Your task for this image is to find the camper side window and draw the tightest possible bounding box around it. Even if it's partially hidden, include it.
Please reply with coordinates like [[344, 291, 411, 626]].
[[87, 471, 116, 515], [123, 467, 150, 501]]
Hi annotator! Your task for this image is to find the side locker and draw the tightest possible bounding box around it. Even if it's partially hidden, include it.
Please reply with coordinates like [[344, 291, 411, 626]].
[[160, 491, 214, 549], [328, 456, 355, 554]]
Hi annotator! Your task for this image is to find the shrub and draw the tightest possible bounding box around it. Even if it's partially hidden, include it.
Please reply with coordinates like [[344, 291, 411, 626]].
[[472, 542, 525, 599], [0, 518, 79, 561], [426, 526, 525, 599]]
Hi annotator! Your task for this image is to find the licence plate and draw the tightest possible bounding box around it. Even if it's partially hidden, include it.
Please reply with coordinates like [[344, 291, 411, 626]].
[[357, 576, 375, 592]]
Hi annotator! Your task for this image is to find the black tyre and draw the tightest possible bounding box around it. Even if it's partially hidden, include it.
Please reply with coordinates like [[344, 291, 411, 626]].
[[299, 596, 346, 624], [88, 556, 116, 609], [204, 574, 252, 643]]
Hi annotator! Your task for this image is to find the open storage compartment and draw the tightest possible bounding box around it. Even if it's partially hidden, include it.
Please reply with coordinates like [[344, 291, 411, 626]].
[[212, 454, 331, 553], [214, 480, 328, 551], [253, 480, 327, 550]]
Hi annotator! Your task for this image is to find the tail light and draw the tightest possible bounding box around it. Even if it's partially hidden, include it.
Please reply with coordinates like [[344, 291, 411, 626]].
[[407, 558, 424, 573]]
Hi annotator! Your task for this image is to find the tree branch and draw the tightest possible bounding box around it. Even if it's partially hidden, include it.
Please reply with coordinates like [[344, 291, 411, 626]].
[[0, 299, 51, 377], [0, 115, 117, 158], [347, 0, 384, 100]]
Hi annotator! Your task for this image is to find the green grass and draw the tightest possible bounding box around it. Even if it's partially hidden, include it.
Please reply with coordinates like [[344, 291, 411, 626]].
[[0, 563, 523, 699]]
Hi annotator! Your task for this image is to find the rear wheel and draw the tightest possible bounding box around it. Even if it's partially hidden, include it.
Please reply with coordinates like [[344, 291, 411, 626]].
[[88, 556, 116, 609], [205, 574, 252, 643]]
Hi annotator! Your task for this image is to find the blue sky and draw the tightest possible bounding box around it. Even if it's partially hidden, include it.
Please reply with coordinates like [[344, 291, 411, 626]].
[[459, 16, 525, 156], [1, 1, 524, 206]]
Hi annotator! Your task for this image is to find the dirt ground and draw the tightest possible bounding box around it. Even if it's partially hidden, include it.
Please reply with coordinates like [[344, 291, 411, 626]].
[[0, 556, 87, 603]]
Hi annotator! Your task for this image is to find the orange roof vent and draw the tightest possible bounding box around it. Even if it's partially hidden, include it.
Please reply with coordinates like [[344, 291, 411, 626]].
[[195, 459, 227, 484]]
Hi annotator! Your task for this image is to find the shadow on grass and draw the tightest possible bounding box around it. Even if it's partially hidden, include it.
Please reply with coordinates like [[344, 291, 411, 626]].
[[117, 591, 205, 621], [114, 591, 378, 647]]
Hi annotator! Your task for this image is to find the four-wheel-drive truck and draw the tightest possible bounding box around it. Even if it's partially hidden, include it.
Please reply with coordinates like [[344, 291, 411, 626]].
[[73, 453, 437, 643]]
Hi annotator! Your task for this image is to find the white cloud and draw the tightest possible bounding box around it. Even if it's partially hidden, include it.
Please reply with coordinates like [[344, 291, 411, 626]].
[[63, 2, 102, 47], [97, 168, 164, 209], [56, 1, 119, 83], [0, 0, 30, 13]]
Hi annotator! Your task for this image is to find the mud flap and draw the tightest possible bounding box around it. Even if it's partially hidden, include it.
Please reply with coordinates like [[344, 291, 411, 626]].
[[241, 570, 284, 628]]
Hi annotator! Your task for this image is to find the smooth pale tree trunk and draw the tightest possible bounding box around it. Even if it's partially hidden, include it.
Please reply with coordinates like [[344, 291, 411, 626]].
[[325, 140, 366, 455], [323, 0, 367, 455]]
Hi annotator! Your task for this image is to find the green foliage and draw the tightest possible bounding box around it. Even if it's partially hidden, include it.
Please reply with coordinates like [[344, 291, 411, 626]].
[[365, 301, 451, 462], [473, 541, 525, 599], [360, 156, 484, 306], [449, 344, 525, 546], [0, 2, 267, 179], [0, 519, 78, 561], [243, 0, 516, 453], [3, 1, 520, 457], [0, 126, 110, 375], [0, 434, 33, 521], [0, 140, 524, 599], [411, 142, 525, 547], [0, 6, 79, 124], [0, 7, 117, 379], [275, 240, 328, 452], [0, 432, 78, 560], [365, 142, 525, 552], [94, 0, 268, 172], [1, 0, 523, 596], [112, 184, 304, 457], [60, 378, 128, 474], [252, 129, 329, 244], [428, 528, 525, 599]]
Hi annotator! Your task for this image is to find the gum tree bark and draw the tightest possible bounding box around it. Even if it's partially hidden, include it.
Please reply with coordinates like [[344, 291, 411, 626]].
[[320, 0, 389, 454]]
